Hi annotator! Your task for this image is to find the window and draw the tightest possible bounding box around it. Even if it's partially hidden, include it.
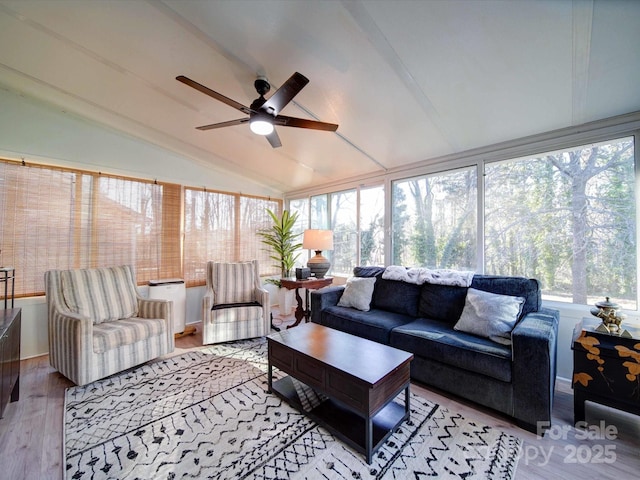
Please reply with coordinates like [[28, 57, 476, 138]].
[[391, 167, 477, 269], [485, 137, 636, 308], [289, 129, 637, 310], [290, 185, 386, 275], [330, 189, 357, 276], [0, 160, 181, 297], [289, 198, 309, 267], [183, 187, 281, 286], [360, 185, 385, 267]]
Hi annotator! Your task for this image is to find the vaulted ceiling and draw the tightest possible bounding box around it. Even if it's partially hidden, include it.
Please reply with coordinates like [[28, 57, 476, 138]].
[[0, 0, 638, 194]]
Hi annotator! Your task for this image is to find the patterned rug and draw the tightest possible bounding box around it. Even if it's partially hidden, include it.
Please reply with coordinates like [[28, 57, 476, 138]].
[[64, 338, 521, 479]]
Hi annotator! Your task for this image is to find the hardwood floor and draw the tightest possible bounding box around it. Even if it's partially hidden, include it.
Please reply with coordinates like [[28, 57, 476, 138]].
[[1, 311, 638, 479]]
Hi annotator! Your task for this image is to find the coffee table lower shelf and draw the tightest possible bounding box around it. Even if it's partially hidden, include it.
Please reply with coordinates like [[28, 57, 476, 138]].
[[271, 375, 408, 463]]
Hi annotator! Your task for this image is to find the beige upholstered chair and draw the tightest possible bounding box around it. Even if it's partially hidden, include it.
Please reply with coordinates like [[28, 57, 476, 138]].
[[45, 265, 175, 386], [202, 260, 270, 345]]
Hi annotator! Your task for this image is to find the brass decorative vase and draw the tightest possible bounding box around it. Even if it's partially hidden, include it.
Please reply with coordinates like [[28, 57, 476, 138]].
[[590, 297, 626, 334]]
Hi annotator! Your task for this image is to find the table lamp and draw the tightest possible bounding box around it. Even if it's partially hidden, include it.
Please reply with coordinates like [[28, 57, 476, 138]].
[[303, 229, 333, 278]]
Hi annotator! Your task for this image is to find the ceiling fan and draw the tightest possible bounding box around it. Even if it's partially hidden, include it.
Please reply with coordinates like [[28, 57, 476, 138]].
[[176, 72, 338, 148]]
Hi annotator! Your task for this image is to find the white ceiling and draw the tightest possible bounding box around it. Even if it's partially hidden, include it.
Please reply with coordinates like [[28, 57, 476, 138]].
[[0, 0, 638, 194]]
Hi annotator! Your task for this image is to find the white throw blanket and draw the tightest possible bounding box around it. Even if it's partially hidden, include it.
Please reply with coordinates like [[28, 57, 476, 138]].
[[382, 265, 475, 287]]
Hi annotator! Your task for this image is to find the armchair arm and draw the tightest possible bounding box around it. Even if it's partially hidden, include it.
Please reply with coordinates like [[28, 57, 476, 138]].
[[138, 297, 174, 350], [202, 288, 214, 323], [256, 286, 271, 330], [310, 286, 345, 324], [138, 297, 173, 321], [511, 307, 559, 432], [48, 309, 94, 386]]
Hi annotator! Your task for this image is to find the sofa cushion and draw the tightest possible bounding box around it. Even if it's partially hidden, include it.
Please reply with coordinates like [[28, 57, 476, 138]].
[[318, 306, 414, 344], [61, 265, 138, 324], [338, 277, 376, 311], [372, 278, 421, 317], [454, 288, 524, 345], [419, 283, 468, 323], [353, 266, 420, 317], [390, 318, 512, 382], [418, 275, 541, 325], [92, 317, 167, 353]]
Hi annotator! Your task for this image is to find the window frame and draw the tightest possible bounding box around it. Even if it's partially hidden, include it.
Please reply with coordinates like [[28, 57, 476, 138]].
[[286, 124, 640, 310]]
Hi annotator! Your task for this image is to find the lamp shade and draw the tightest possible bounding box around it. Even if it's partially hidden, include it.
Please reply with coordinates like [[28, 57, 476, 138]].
[[302, 229, 333, 251]]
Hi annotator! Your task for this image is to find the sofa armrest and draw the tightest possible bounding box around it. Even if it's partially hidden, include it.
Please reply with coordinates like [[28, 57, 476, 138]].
[[310, 286, 345, 324], [511, 307, 559, 432]]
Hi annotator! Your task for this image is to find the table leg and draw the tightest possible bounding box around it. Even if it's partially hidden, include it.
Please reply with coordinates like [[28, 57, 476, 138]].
[[365, 416, 373, 464], [267, 359, 273, 394], [574, 389, 586, 425], [270, 312, 280, 332], [405, 385, 411, 417], [304, 288, 311, 322], [287, 287, 306, 329]]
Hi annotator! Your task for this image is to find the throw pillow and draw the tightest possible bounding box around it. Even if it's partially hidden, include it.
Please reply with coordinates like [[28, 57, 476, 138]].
[[454, 288, 525, 345], [337, 276, 376, 311]]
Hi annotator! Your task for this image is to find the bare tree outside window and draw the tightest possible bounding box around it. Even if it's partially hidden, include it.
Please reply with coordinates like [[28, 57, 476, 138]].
[[485, 137, 636, 308], [392, 167, 477, 269]]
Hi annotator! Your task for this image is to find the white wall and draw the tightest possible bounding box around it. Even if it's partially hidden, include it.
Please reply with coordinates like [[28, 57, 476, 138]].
[[0, 87, 285, 359], [0, 87, 281, 196]]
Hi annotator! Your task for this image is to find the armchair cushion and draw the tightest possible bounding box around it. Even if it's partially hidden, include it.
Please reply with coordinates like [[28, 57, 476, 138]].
[[212, 262, 256, 304], [92, 317, 168, 353], [208, 304, 264, 324], [61, 266, 138, 324]]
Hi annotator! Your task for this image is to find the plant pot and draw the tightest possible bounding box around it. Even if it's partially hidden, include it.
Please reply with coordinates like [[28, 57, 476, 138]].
[[277, 287, 295, 316]]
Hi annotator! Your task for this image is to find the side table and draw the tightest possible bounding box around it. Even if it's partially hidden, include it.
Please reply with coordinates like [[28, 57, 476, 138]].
[[572, 317, 640, 425], [280, 277, 333, 329], [0, 267, 15, 309]]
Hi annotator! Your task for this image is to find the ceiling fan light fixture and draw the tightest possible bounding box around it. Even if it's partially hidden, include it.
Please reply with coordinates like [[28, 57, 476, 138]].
[[250, 117, 274, 135]]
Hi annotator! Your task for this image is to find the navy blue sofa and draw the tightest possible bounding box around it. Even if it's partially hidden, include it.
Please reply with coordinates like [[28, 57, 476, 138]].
[[310, 266, 559, 433]]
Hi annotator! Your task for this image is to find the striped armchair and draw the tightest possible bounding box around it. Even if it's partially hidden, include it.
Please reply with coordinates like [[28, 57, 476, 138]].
[[202, 260, 270, 344], [45, 265, 175, 386]]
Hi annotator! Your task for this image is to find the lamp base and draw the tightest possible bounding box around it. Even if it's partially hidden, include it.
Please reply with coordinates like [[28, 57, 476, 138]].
[[307, 251, 330, 279]]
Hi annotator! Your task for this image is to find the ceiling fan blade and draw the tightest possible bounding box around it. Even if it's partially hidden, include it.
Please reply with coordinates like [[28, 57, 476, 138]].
[[274, 115, 338, 132], [266, 129, 282, 148], [260, 72, 309, 116], [196, 118, 249, 131], [177, 75, 252, 115]]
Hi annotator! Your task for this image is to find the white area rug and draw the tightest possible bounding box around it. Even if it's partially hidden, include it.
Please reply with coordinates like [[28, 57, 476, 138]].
[[64, 338, 521, 479]]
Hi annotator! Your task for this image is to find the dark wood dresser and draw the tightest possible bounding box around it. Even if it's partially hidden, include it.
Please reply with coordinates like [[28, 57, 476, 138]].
[[572, 316, 640, 424], [1, 308, 21, 418]]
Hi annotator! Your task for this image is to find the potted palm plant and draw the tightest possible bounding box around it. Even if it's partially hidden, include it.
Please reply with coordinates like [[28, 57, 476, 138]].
[[258, 209, 303, 314]]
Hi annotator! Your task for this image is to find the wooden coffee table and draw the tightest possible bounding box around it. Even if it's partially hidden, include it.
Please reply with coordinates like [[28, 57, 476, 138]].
[[267, 323, 413, 464]]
